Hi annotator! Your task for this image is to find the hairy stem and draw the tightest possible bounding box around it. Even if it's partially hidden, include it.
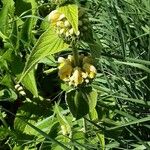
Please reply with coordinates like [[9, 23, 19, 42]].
[[72, 40, 79, 66]]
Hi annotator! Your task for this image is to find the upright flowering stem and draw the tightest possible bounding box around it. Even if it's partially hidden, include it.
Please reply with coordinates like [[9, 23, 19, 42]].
[[71, 39, 79, 66]]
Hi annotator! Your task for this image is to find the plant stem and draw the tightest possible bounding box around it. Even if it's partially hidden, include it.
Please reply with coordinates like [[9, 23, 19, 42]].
[[72, 40, 79, 66]]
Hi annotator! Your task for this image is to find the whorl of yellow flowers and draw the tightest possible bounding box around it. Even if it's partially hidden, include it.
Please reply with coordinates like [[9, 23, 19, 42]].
[[58, 54, 97, 87], [48, 8, 90, 41]]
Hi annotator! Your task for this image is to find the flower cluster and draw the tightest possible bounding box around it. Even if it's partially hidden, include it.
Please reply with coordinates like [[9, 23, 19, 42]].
[[48, 10, 79, 40], [57, 54, 97, 87], [48, 8, 90, 41]]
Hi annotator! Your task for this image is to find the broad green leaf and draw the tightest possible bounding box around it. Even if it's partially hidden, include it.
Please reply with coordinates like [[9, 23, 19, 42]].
[[0, 74, 13, 88], [0, 0, 14, 34], [14, 101, 69, 150], [66, 89, 89, 119], [0, 1, 9, 34], [58, 4, 78, 34], [66, 87, 97, 119], [24, 121, 70, 150], [20, 18, 36, 47], [21, 69, 38, 97], [24, 116, 57, 137], [82, 87, 98, 112], [8, 53, 38, 97], [19, 27, 69, 82]]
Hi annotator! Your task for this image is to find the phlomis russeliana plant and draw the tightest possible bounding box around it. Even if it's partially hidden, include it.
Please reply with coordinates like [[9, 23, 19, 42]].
[[46, 0, 98, 120], [48, 3, 97, 87]]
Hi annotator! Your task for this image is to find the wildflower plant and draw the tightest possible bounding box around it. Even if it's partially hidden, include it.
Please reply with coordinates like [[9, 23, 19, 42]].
[[19, 0, 98, 120]]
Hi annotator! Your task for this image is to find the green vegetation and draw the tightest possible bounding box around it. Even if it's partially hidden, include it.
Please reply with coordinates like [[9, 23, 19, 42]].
[[0, 0, 150, 149]]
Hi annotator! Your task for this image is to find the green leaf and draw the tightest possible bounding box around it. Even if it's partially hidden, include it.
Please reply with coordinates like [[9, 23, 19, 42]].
[[0, 88, 17, 101], [20, 17, 36, 47], [0, 74, 13, 88], [21, 69, 38, 97], [15, 0, 37, 16], [25, 121, 70, 150], [10, 20, 19, 50], [0, 1, 10, 34], [66, 89, 89, 119], [8, 53, 38, 97], [58, 4, 78, 34], [82, 87, 98, 113], [66, 87, 97, 119], [19, 27, 69, 82], [89, 108, 98, 121], [13, 101, 69, 150], [0, 127, 10, 140], [0, 0, 14, 34]]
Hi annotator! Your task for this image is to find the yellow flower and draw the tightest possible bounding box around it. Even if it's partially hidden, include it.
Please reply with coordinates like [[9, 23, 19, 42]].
[[48, 10, 61, 25], [70, 67, 83, 86], [83, 63, 97, 79], [58, 57, 65, 63], [58, 57, 72, 81], [56, 21, 64, 28], [67, 55, 74, 63], [58, 63, 73, 81]]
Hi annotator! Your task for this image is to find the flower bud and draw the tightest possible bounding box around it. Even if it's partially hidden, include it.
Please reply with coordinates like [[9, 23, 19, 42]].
[[65, 31, 70, 37], [64, 20, 70, 27], [58, 14, 65, 21], [70, 67, 83, 86], [69, 28, 74, 35], [59, 28, 65, 35], [58, 57, 65, 63], [48, 10, 61, 23], [76, 31, 80, 36], [58, 64, 73, 81], [67, 55, 74, 62], [83, 63, 97, 79], [15, 84, 20, 90], [56, 21, 64, 27]]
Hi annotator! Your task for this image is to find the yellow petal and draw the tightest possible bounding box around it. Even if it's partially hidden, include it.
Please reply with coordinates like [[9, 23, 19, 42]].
[[58, 64, 73, 81], [58, 57, 65, 63], [70, 67, 83, 86], [48, 10, 61, 23]]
